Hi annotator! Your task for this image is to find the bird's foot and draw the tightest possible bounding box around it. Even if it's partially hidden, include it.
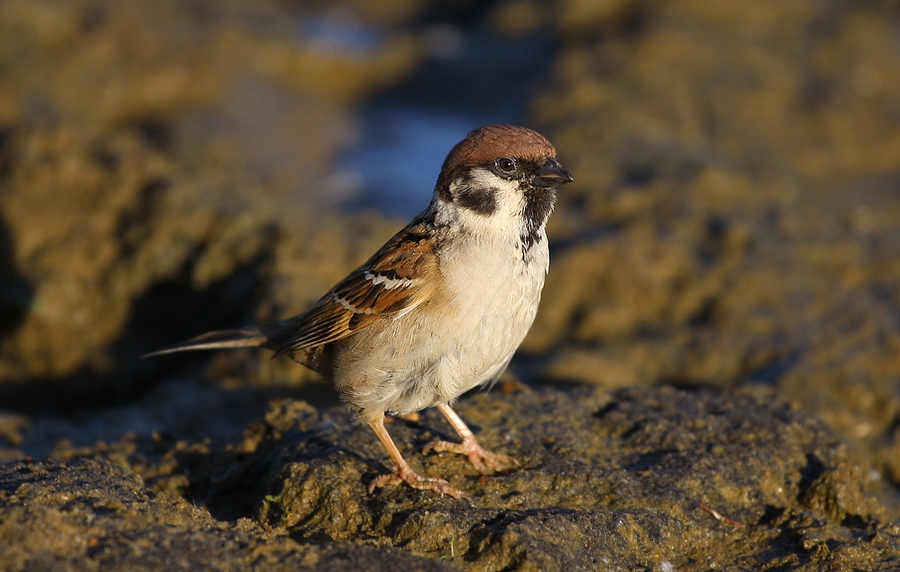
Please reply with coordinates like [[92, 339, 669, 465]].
[[423, 436, 519, 475], [367, 466, 470, 500]]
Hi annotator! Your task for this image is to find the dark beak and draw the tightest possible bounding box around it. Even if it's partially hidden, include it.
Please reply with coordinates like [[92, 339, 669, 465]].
[[532, 157, 574, 188]]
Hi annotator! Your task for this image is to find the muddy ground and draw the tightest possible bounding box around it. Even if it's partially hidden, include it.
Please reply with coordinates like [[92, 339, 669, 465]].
[[2, 0, 900, 570]]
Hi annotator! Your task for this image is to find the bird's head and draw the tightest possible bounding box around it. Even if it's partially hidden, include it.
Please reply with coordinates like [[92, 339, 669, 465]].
[[433, 124, 573, 247]]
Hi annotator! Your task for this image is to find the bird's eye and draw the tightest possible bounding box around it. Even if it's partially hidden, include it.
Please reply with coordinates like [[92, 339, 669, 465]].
[[496, 157, 516, 174]]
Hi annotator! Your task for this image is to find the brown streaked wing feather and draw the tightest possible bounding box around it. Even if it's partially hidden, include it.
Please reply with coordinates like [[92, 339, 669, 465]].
[[275, 222, 438, 355]]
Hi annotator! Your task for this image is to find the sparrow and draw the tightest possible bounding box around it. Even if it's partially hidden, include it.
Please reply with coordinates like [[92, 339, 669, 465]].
[[146, 124, 573, 499]]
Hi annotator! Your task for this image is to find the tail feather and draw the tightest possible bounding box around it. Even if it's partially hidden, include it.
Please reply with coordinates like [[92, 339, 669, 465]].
[[143, 328, 269, 358]]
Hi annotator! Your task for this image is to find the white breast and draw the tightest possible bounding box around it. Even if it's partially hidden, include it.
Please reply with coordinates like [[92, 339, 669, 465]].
[[335, 226, 549, 420], [435, 229, 548, 389]]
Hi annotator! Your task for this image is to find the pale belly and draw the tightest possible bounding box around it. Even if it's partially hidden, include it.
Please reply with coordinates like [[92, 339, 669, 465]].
[[333, 237, 548, 420]]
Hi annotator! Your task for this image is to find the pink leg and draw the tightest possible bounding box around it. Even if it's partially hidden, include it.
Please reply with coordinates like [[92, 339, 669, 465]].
[[422, 404, 518, 475], [366, 414, 469, 499]]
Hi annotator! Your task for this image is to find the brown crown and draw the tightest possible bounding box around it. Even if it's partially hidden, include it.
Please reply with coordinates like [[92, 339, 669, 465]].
[[440, 124, 557, 176]]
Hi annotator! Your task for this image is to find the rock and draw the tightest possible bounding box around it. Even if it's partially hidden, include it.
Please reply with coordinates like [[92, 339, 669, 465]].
[[3, 386, 898, 569], [0, 457, 453, 571], [1, 0, 900, 569]]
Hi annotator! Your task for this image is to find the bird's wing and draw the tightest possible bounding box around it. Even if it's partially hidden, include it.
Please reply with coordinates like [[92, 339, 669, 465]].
[[275, 222, 439, 354]]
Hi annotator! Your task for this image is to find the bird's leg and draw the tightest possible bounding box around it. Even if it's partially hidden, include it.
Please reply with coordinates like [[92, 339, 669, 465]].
[[422, 404, 519, 475], [366, 414, 469, 500]]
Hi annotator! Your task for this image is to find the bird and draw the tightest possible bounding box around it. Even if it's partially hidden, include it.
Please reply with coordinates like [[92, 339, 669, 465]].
[[146, 124, 573, 499]]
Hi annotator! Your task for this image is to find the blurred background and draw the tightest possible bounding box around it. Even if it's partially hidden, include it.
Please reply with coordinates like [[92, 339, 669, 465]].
[[1, 0, 899, 491]]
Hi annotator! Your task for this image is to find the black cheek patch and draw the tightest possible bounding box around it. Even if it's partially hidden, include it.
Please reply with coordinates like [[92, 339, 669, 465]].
[[455, 185, 499, 216]]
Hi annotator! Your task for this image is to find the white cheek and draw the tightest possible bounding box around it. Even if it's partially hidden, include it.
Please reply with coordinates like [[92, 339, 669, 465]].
[[443, 169, 526, 238], [468, 169, 525, 215]]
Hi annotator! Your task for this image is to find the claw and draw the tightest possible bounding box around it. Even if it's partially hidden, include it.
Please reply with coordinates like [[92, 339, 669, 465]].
[[366, 414, 471, 499], [367, 466, 470, 500], [423, 437, 518, 475], [425, 404, 519, 475]]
